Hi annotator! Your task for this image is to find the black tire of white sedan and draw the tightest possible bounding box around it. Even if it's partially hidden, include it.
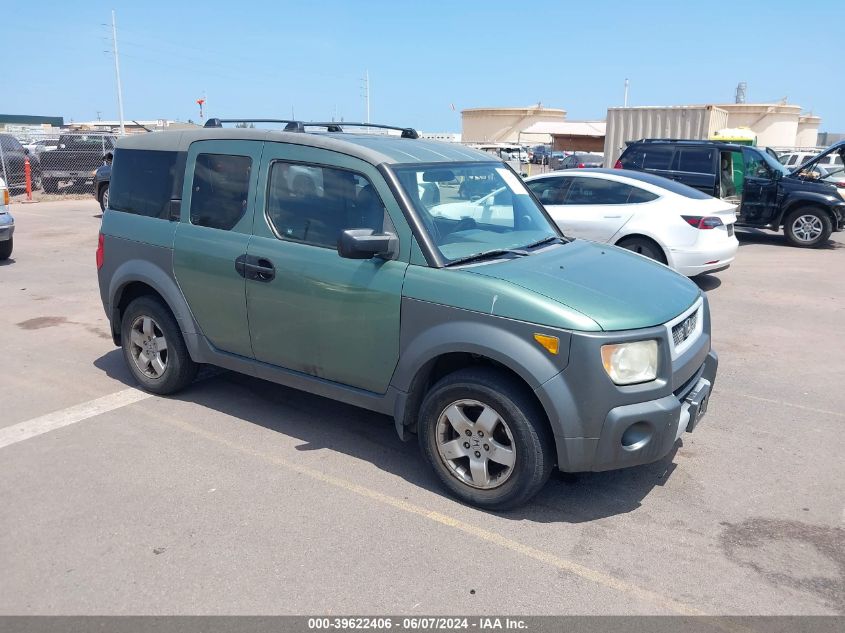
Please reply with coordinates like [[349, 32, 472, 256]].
[[616, 236, 666, 264], [120, 296, 198, 395], [418, 367, 555, 510], [0, 237, 12, 260], [784, 207, 832, 248]]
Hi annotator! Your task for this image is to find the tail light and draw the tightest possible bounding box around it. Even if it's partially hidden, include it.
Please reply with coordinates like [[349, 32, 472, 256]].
[[682, 215, 724, 230], [577, 163, 586, 168], [613, 160, 623, 169], [96, 233, 105, 269]]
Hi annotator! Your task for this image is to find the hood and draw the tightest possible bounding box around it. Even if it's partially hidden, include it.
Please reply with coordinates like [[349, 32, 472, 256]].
[[466, 240, 700, 331]]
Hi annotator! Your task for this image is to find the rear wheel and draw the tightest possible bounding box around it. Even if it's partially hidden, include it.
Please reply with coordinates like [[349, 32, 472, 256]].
[[784, 207, 831, 248], [0, 237, 12, 260], [98, 184, 109, 211], [417, 367, 555, 510], [616, 236, 667, 264], [120, 296, 197, 395]]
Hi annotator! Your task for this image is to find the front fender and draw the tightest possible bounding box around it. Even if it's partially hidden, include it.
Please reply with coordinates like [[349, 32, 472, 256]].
[[389, 298, 572, 436], [777, 192, 843, 226]]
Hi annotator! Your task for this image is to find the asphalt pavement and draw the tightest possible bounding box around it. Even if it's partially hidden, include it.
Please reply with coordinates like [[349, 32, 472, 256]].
[[0, 200, 843, 615]]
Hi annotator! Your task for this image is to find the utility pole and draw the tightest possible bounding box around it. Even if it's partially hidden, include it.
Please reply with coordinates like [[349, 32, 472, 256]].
[[361, 71, 370, 127], [111, 10, 125, 135], [623, 78, 629, 107]]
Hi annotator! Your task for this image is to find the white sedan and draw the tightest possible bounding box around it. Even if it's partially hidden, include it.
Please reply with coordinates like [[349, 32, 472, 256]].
[[523, 169, 739, 276]]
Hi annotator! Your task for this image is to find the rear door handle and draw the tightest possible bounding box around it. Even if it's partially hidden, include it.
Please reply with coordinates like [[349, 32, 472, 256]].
[[247, 257, 275, 282]]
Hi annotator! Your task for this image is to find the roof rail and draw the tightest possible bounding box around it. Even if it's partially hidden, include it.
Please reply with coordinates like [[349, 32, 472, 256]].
[[639, 138, 714, 144], [307, 122, 419, 139], [204, 118, 303, 131], [203, 118, 419, 139]]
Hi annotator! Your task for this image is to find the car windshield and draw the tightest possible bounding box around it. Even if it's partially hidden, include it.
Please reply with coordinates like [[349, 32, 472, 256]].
[[758, 149, 790, 176], [392, 162, 561, 264]]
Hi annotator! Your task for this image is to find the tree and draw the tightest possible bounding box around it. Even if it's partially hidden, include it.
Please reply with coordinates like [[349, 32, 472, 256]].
[[234, 122, 255, 128]]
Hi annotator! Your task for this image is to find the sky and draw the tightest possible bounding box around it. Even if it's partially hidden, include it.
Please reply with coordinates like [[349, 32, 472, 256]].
[[5, 0, 844, 132]]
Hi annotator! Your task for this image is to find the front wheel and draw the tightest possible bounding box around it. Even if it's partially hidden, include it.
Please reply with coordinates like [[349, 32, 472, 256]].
[[784, 208, 831, 248], [120, 296, 198, 395], [418, 367, 555, 510]]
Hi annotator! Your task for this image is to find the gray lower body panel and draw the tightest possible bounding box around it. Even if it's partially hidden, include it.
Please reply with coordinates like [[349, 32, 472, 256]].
[[543, 350, 718, 473]]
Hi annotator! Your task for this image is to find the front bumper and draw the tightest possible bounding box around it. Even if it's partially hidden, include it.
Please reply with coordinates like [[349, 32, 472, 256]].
[[535, 295, 719, 473], [0, 216, 14, 241], [589, 350, 717, 471]]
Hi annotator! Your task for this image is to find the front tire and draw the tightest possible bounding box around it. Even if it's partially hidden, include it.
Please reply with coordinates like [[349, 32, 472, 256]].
[[0, 237, 12, 260], [784, 207, 831, 248], [120, 296, 197, 395], [418, 367, 554, 510]]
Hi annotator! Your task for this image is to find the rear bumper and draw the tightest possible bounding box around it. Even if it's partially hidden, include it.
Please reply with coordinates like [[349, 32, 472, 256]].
[[669, 239, 738, 277]]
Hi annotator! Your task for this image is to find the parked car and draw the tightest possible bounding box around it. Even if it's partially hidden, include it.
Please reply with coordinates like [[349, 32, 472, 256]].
[[0, 178, 14, 260], [525, 170, 738, 276], [616, 139, 845, 247], [0, 134, 42, 191], [530, 145, 551, 164], [23, 139, 60, 157], [93, 151, 113, 211], [40, 134, 116, 193], [549, 151, 568, 170], [97, 119, 718, 510], [779, 149, 843, 172], [557, 153, 604, 170]]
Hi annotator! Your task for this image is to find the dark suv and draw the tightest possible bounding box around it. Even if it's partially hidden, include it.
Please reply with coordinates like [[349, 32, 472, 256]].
[[617, 139, 845, 248]]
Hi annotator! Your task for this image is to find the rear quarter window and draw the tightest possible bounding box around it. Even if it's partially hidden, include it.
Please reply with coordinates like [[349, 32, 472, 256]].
[[109, 148, 185, 219]]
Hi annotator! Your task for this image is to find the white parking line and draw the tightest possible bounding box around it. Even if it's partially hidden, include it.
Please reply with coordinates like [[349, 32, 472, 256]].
[[0, 388, 151, 450]]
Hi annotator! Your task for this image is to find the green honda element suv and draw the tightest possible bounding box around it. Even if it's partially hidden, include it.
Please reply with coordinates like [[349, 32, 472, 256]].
[[96, 119, 718, 509]]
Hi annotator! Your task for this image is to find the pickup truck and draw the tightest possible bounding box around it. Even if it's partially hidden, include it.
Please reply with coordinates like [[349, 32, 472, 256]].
[[40, 134, 116, 193]]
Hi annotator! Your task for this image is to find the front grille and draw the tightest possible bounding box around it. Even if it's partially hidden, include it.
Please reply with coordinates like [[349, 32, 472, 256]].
[[672, 311, 698, 348]]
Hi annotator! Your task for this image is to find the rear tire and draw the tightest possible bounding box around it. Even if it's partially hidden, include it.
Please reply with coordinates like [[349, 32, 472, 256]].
[[0, 237, 12, 260], [616, 236, 667, 264], [784, 207, 831, 248], [98, 184, 109, 211], [120, 296, 197, 395], [417, 367, 555, 510]]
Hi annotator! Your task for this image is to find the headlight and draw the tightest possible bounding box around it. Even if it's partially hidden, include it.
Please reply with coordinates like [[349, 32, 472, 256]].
[[601, 340, 658, 385]]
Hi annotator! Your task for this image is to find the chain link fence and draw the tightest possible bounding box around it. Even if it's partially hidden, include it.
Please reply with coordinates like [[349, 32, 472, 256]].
[[0, 130, 118, 202]]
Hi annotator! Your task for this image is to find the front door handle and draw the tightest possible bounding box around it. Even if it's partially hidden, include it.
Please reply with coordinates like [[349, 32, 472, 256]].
[[234, 254, 248, 278]]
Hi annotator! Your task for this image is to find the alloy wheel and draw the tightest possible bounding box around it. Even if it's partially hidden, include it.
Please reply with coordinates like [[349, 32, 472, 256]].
[[129, 315, 168, 379], [435, 399, 516, 489], [791, 214, 823, 243]]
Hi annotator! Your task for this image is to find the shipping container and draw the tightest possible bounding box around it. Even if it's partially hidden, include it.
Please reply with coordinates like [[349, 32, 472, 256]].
[[603, 106, 729, 167]]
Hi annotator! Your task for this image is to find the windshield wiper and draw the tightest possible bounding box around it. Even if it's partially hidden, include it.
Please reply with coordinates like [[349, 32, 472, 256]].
[[521, 235, 568, 249], [445, 248, 530, 267]]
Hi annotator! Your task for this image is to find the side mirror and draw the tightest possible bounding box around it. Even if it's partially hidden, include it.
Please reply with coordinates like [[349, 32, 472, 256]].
[[338, 229, 398, 260], [773, 169, 783, 181]]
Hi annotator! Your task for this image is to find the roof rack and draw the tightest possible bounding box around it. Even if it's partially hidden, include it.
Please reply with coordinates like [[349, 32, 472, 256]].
[[203, 118, 419, 139], [639, 138, 716, 144]]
